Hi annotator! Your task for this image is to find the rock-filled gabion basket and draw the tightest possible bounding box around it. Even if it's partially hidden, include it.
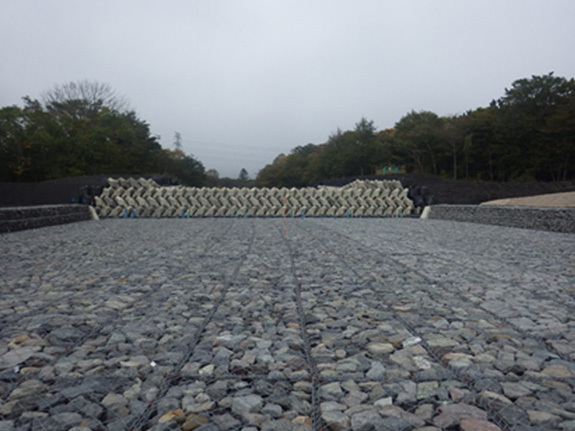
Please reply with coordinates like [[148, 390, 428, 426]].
[[94, 178, 415, 218]]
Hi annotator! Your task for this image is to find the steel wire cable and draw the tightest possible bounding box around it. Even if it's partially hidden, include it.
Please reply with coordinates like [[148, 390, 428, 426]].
[[273, 221, 323, 431]]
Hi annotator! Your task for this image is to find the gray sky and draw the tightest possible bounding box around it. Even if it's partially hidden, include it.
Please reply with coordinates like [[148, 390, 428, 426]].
[[2, 1, 574, 178]]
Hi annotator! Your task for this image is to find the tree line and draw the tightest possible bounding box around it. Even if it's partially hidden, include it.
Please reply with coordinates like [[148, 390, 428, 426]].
[[0, 81, 206, 185], [256, 73, 575, 187], [2, 74, 573, 188]]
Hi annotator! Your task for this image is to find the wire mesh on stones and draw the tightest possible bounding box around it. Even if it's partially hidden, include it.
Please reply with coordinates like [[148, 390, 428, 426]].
[[94, 178, 416, 219], [2, 217, 570, 430]]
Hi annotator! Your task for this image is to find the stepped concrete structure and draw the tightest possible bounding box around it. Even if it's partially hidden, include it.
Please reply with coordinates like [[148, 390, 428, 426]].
[[94, 177, 416, 218]]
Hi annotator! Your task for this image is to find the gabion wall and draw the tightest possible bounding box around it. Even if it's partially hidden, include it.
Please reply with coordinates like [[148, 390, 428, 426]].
[[0, 205, 93, 233], [428, 204, 575, 233], [94, 178, 415, 218]]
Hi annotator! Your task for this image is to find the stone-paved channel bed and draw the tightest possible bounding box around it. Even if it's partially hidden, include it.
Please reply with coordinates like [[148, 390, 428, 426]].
[[0, 219, 574, 431]]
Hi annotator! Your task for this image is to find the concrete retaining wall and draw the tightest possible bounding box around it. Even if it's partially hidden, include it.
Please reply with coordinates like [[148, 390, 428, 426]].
[[427, 204, 575, 234], [0, 205, 94, 234]]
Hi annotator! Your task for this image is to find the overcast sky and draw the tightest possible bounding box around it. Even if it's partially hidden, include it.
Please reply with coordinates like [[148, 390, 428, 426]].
[[2, 1, 574, 178]]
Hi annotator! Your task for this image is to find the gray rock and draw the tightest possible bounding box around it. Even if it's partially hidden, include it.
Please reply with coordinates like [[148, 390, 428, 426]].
[[206, 381, 228, 399], [379, 405, 426, 427], [414, 403, 434, 421], [212, 347, 232, 366], [51, 412, 83, 428], [211, 413, 241, 430], [559, 420, 575, 431], [157, 397, 180, 413], [0, 346, 41, 370], [427, 338, 459, 356], [366, 361, 386, 379], [7, 379, 47, 399], [416, 381, 438, 400], [502, 382, 533, 399], [101, 393, 128, 409], [0, 421, 14, 431], [254, 380, 275, 396], [319, 382, 344, 401], [321, 410, 350, 431], [231, 395, 263, 415], [47, 326, 85, 345], [262, 403, 283, 418], [342, 390, 368, 407], [351, 409, 384, 431], [528, 410, 561, 426], [433, 403, 488, 428], [379, 416, 414, 431], [395, 381, 416, 405], [289, 395, 312, 415], [261, 419, 293, 431], [500, 405, 529, 426], [321, 401, 347, 412]]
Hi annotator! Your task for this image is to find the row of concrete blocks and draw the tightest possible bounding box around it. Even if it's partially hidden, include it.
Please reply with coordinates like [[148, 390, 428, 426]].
[[107, 177, 159, 189], [97, 203, 411, 218], [100, 182, 409, 201], [95, 193, 414, 214], [341, 179, 404, 190], [106, 177, 404, 193], [95, 178, 415, 218]]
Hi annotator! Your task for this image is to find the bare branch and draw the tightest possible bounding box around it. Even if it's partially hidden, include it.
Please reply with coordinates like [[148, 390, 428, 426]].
[[42, 80, 130, 112]]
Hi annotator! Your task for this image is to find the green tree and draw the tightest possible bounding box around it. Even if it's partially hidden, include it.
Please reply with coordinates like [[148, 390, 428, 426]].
[[440, 116, 467, 179], [372, 128, 397, 171], [256, 143, 322, 187], [238, 168, 249, 182], [455, 108, 500, 181], [497, 72, 575, 114], [394, 111, 445, 174], [542, 92, 575, 180], [311, 119, 378, 179], [158, 149, 206, 186], [0, 81, 208, 183], [0, 105, 29, 181], [253, 74, 575, 185], [494, 72, 575, 180]]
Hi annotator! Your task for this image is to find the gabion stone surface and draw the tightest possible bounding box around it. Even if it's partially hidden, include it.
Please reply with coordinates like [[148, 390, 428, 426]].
[[0, 205, 92, 233], [0, 218, 574, 431], [428, 204, 575, 233]]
